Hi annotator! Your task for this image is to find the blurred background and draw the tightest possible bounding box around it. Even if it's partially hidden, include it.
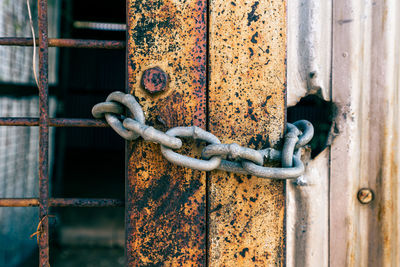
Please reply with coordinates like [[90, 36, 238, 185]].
[[0, 0, 125, 265]]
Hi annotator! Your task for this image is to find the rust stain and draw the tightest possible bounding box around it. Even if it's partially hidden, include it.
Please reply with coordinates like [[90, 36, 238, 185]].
[[208, 0, 286, 266], [126, 0, 207, 265], [141, 67, 169, 94]]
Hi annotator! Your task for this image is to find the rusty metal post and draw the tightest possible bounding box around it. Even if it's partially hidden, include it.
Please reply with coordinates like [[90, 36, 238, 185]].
[[0, 2, 138, 266], [37, 0, 50, 265], [208, 0, 287, 265], [0, 118, 109, 127], [125, 0, 207, 265], [0, 38, 125, 49]]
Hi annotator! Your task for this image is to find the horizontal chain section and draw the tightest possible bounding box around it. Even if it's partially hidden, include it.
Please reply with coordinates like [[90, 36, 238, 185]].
[[92, 91, 314, 179]]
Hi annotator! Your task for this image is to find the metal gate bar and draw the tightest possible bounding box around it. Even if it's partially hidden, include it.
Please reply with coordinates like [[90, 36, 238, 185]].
[[0, 118, 108, 127], [0, 38, 125, 49], [0, 0, 126, 266], [0, 198, 124, 207], [38, 1, 50, 263]]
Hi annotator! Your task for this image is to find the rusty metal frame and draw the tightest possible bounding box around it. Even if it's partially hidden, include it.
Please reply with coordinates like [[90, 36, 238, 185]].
[[0, 38, 125, 49], [0, 1, 125, 266]]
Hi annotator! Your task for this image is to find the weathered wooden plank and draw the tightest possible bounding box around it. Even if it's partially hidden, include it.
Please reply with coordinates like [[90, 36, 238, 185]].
[[126, 0, 207, 265], [286, 1, 331, 266], [331, 1, 400, 266], [208, 0, 286, 266]]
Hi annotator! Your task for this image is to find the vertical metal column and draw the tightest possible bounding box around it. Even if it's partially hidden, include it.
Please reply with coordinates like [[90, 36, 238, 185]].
[[37, 0, 50, 265], [125, 0, 207, 265], [208, 0, 287, 265]]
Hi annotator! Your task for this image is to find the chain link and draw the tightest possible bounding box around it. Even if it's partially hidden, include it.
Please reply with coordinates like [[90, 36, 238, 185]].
[[92, 91, 314, 179], [123, 118, 182, 149], [160, 126, 222, 171], [92, 92, 145, 140], [202, 143, 264, 165]]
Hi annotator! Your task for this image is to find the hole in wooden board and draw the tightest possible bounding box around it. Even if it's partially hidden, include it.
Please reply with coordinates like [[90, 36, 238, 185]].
[[287, 95, 336, 158]]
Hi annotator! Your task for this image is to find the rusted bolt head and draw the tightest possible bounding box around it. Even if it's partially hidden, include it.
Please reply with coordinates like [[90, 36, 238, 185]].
[[357, 188, 374, 204], [141, 67, 168, 94]]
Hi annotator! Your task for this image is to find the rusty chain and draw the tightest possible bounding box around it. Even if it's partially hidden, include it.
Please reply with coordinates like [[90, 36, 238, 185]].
[[92, 91, 314, 179]]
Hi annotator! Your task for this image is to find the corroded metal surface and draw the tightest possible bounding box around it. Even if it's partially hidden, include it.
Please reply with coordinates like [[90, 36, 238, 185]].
[[49, 198, 124, 207], [0, 118, 108, 127], [0, 38, 125, 49], [357, 188, 374, 205], [126, 0, 207, 265], [208, 0, 286, 265], [48, 118, 108, 127], [0, 198, 124, 207], [38, 0, 50, 265], [141, 67, 169, 93], [0, 198, 40, 207]]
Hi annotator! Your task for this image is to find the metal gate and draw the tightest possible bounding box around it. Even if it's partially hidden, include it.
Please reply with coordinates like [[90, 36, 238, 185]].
[[3, 0, 399, 266], [0, 1, 126, 265], [124, 0, 286, 265], [0, 0, 286, 265]]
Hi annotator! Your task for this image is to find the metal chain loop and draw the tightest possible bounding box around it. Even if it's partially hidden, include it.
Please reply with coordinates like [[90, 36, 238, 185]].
[[282, 123, 301, 167], [92, 101, 124, 118], [123, 118, 182, 149], [293, 120, 314, 149], [160, 126, 222, 171], [92, 91, 145, 140], [242, 150, 305, 179], [202, 143, 264, 165], [92, 92, 314, 179]]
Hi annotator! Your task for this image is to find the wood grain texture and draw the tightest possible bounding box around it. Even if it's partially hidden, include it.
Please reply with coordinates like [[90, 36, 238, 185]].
[[208, 0, 286, 265], [331, 1, 400, 266], [126, 0, 207, 265]]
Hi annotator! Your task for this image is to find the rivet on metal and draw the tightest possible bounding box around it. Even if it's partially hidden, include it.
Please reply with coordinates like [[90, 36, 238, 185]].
[[141, 67, 168, 94], [357, 188, 374, 204]]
